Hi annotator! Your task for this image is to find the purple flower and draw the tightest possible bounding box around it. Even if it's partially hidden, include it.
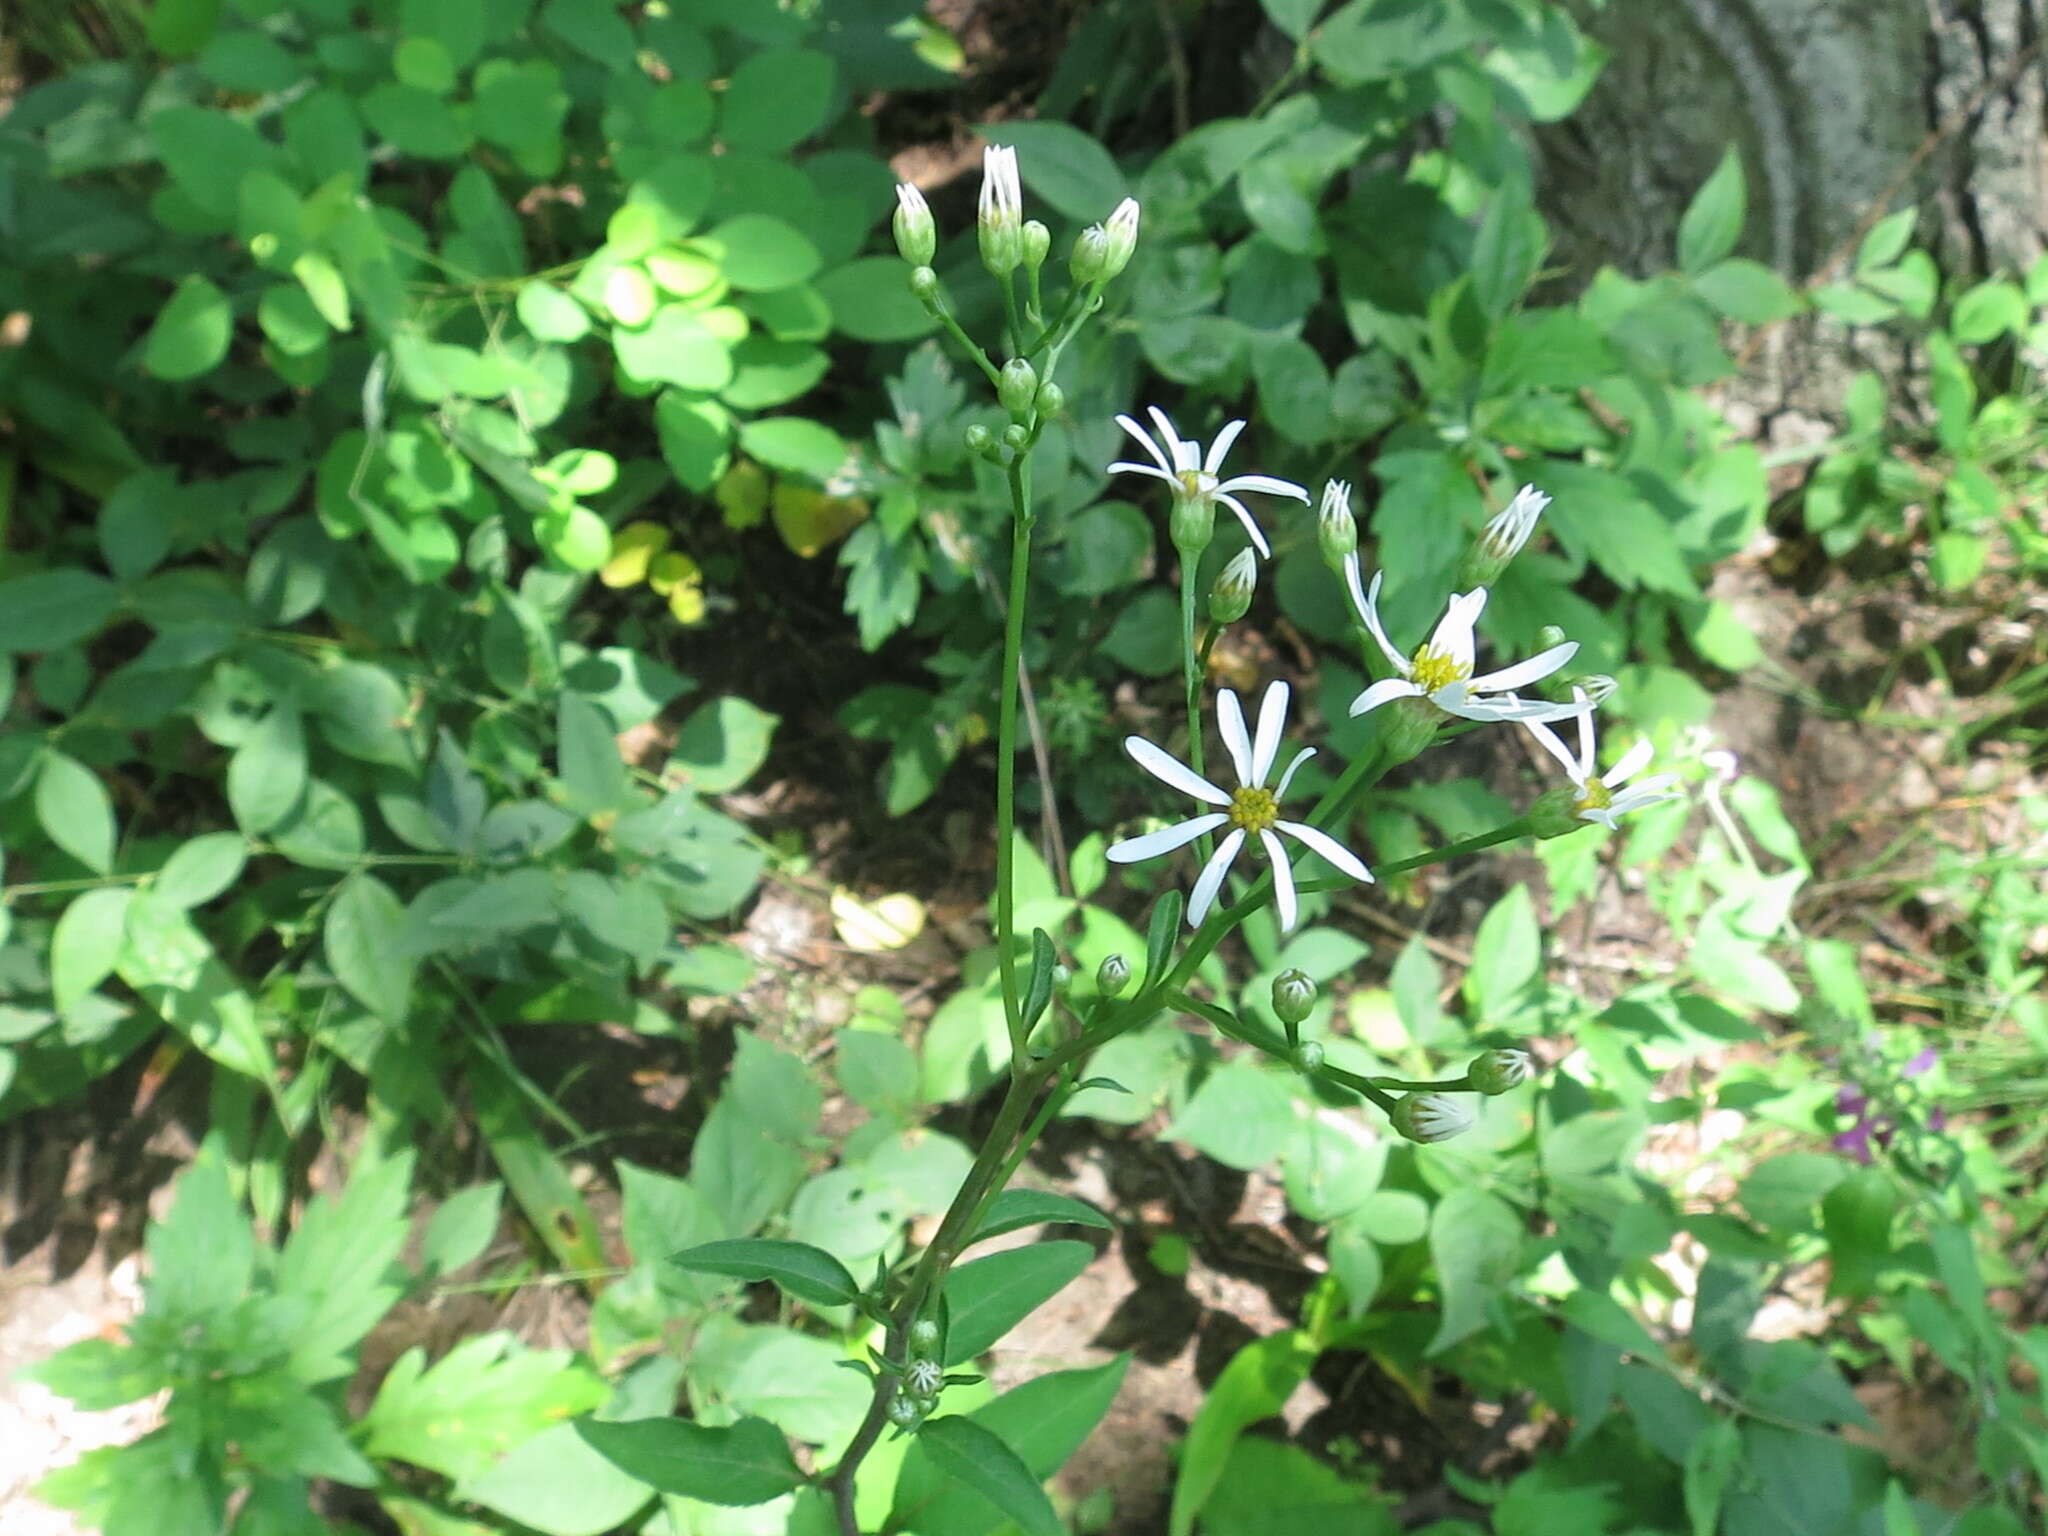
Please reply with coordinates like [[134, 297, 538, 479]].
[[1832, 1122, 1877, 1164], [1904, 1047, 1938, 1079]]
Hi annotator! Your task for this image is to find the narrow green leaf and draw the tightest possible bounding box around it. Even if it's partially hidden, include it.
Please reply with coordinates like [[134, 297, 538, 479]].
[[557, 691, 631, 812], [51, 888, 133, 1016], [227, 704, 307, 834], [576, 1416, 804, 1506], [1677, 146, 1746, 274], [154, 832, 249, 910], [1165, 1328, 1319, 1536], [1143, 890, 1182, 987], [36, 752, 116, 874], [1684, 1418, 1743, 1536], [324, 873, 414, 1021], [670, 1238, 861, 1309], [970, 1189, 1112, 1244], [917, 1416, 1061, 1536], [942, 1241, 1092, 1365], [1020, 928, 1056, 1037]]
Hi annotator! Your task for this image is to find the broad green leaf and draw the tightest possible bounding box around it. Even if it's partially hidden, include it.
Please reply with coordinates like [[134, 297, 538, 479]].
[[517, 281, 590, 342], [737, 416, 847, 480], [668, 696, 778, 792], [941, 1240, 1093, 1365], [613, 305, 732, 390], [1463, 884, 1540, 1020], [1171, 1058, 1295, 1171], [325, 873, 414, 1021], [36, 752, 116, 874], [144, 276, 233, 380], [361, 1335, 608, 1483], [1678, 147, 1747, 273], [0, 571, 121, 654], [557, 692, 631, 811], [1427, 1186, 1523, 1354], [97, 470, 177, 582], [143, 1140, 253, 1320], [814, 258, 937, 342], [720, 49, 836, 153], [1693, 258, 1801, 323], [669, 1238, 861, 1309], [422, 1183, 504, 1276], [272, 1146, 415, 1382], [148, 0, 224, 56], [970, 1189, 1112, 1244], [711, 213, 823, 292], [118, 894, 274, 1082], [916, 1417, 1061, 1536], [51, 888, 133, 1016], [1950, 278, 2028, 344], [576, 1415, 804, 1505], [459, 1420, 653, 1536], [228, 704, 308, 833], [1168, 1328, 1319, 1536]]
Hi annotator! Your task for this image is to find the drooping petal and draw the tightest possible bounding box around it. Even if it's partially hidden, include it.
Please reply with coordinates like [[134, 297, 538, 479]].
[[1113, 414, 1173, 475], [1105, 812, 1230, 864], [1277, 820, 1373, 883], [1125, 735, 1230, 805], [1216, 473, 1311, 502], [1250, 680, 1289, 787], [1521, 716, 1585, 782], [1572, 690, 1596, 778], [1106, 461, 1179, 487], [1215, 494, 1271, 558], [1605, 783, 1681, 817], [1601, 737, 1655, 787], [1187, 829, 1246, 926], [1344, 559, 1409, 675], [1578, 808, 1621, 830], [1438, 690, 1593, 725], [1349, 676, 1423, 717], [1467, 641, 1578, 695], [1216, 689, 1254, 785], [1426, 589, 1488, 673], [1260, 829, 1298, 932], [1203, 418, 1247, 475], [1273, 746, 1315, 800]]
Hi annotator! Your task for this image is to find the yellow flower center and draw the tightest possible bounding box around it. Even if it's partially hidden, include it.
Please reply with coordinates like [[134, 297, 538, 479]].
[[1175, 468, 1217, 500], [1409, 644, 1472, 695], [1228, 786, 1279, 834], [1573, 779, 1613, 815]]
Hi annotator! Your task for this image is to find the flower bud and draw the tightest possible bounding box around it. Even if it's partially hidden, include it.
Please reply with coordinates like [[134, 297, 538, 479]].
[[1536, 624, 1567, 652], [1578, 673, 1617, 704], [1317, 480, 1357, 572], [1378, 694, 1440, 766], [977, 144, 1024, 276], [907, 1318, 941, 1355], [1096, 954, 1131, 996], [1050, 962, 1073, 993], [1208, 548, 1257, 624], [1002, 423, 1029, 452], [1527, 782, 1586, 840], [1294, 1040, 1326, 1073], [1070, 225, 1113, 287], [1035, 380, 1065, 419], [1099, 198, 1140, 280], [1468, 1048, 1532, 1095], [887, 1394, 924, 1429], [1169, 494, 1215, 557], [1390, 1092, 1476, 1144], [963, 423, 996, 458], [1020, 219, 1050, 270], [908, 266, 940, 305], [1271, 968, 1317, 1026], [906, 1358, 943, 1398], [998, 357, 1039, 419], [893, 184, 936, 267], [1458, 483, 1549, 587]]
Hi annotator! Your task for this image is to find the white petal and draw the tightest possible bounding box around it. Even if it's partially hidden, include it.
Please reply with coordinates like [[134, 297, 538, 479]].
[[1605, 787, 1679, 817], [1602, 737, 1655, 787], [1187, 829, 1245, 926], [1215, 494, 1271, 558], [1107, 461, 1179, 487], [1204, 418, 1247, 475], [1114, 415, 1172, 475], [1250, 680, 1289, 786], [1105, 812, 1230, 863], [1345, 561, 1409, 675], [1442, 692, 1591, 724], [1573, 691, 1596, 779], [1273, 746, 1315, 800], [1277, 820, 1374, 883], [1349, 676, 1423, 717], [1580, 809, 1621, 831], [1125, 735, 1230, 804], [1260, 830, 1298, 932], [1621, 772, 1683, 798], [1216, 473, 1311, 502], [1468, 642, 1579, 695], [1148, 405, 1199, 473], [1522, 716, 1584, 781], [1216, 689, 1254, 785], [1426, 589, 1488, 672]]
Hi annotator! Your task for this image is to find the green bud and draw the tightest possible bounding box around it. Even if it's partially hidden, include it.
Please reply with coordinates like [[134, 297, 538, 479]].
[[1389, 1092, 1476, 1145], [1317, 480, 1357, 572], [1468, 1048, 1533, 1095], [1294, 1040, 1326, 1073], [1096, 954, 1131, 996], [1002, 423, 1030, 452], [1208, 548, 1257, 624], [977, 145, 1024, 276], [1271, 968, 1317, 1026], [1020, 219, 1050, 270], [1099, 198, 1140, 280], [892, 184, 936, 267], [1035, 380, 1065, 419], [1050, 962, 1073, 993], [887, 1394, 924, 1429], [1169, 494, 1215, 557], [963, 423, 996, 458], [1536, 624, 1567, 652], [998, 358, 1039, 419], [1457, 484, 1549, 588], [1070, 225, 1113, 287], [1377, 694, 1441, 766], [907, 1318, 942, 1355], [905, 1358, 943, 1398], [908, 266, 941, 305], [1527, 782, 1586, 840]]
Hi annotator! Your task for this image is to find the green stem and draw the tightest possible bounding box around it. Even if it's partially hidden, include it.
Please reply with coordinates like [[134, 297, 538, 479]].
[[1179, 554, 1214, 866], [993, 460, 1035, 1056]]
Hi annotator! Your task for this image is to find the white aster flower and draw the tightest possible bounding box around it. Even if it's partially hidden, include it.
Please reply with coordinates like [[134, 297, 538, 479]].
[[1390, 1092, 1476, 1144], [1109, 407, 1309, 557], [1342, 557, 1588, 725], [1105, 680, 1372, 931], [1479, 483, 1549, 564], [1522, 689, 1683, 830]]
